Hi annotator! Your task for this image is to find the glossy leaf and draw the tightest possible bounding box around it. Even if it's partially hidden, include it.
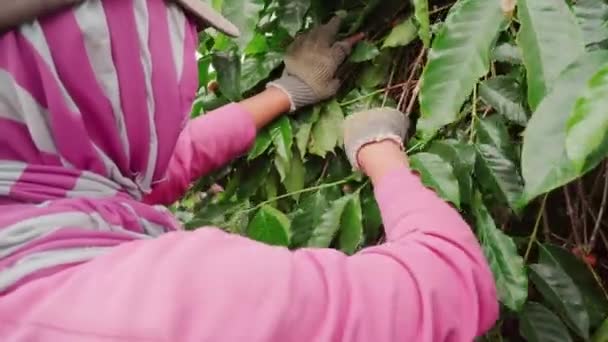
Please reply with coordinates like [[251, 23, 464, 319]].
[[428, 139, 476, 204], [278, 0, 311, 36], [283, 147, 306, 198], [492, 42, 522, 64], [476, 116, 517, 159], [539, 244, 608, 328], [339, 194, 364, 255], [270, 116, 293, 181], [417, 0, 504, 140], [410, 153, 461, 208], [519, 302, 573, 342], [294, 107, 321, 158], [360, 186, 382, 244], [593, 317, 608, 342], [472, 193, 527, 311], [349, 41, 381, 63], [382, 17, 418, 49], [248, 129, 272, 160], [309, 100, 344, 158], [221, 0, 265, 50], [478, 76, 528, 126], [413, 0, 431, 47], [574, 0, 608, 47], [212, 52, 242, 101], [306, 196, 351, 248], [237, 158, 272, 199], [521, 50, 608, 204], [566, 63, 608, 171], [291, 190, 330, 247], [517, 0, 585, 109], [248, 205, 291, 247], [475, 144, 524, 212], [357, 51, 393, 88], [240, 52, 284, 92], [530, 263, 590, 339]]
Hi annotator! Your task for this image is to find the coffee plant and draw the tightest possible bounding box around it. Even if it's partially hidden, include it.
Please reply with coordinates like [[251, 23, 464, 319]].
[[175, 0, 608, 340]]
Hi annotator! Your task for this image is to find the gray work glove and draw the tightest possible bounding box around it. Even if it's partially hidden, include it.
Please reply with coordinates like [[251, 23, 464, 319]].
[[343, 108, 410, 170], [267, 17, 353, 112]]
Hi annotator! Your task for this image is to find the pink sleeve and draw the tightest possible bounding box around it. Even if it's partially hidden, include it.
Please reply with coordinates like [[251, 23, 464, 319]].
[[160, 166, 498, 340], [144, 103, 257, 205], [0, 167, 498, 340]]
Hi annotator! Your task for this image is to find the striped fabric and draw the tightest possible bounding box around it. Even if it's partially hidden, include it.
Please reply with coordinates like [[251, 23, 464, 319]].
[[0, 0, 199, 294]]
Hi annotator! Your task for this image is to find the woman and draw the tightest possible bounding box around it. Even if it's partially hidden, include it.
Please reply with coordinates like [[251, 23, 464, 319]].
[[0, 0, 498, 340]]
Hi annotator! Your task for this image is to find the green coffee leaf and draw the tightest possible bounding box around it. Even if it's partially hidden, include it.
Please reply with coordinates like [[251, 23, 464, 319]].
[[349, 41, 381, 63], [278, 0, 311, 36], [417, 0, 504, 140], [478, 76, 528, 126], [475, 116, 517, 160], [306, 196, 351, 248], [521, 50, 608, 204], [530, 263, 590, 339], [212, 51, 242, 101], [221, 0, 265, 50], [309, 100, 344, 158], [240, 52, 284, 92], [413, 0, 431, 47], [593, 318, 608, 342], [492, 42, 522, 64], [283, 147, 306, 199], [291, 190, 329, 248], [539, 244, 608, 328], [294, 107, 321, 158], [517, 0, 585, 109], [410, 152, 461, 208], [382, 17, 418, 49], [472, 193, 527, 311], [339, 193, 364, 255], [519, 302, 573, 342], [248, 205, 291, 247], [475, 144, 524, 212], [566, 63, 608, 172], [270, 116, 293, 181], [574, 0, 608, 47], [248, 129, 272, 160], [428, 139, 476, 205]]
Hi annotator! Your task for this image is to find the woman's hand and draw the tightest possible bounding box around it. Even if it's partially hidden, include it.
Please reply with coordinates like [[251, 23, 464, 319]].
[[267, 17, 361, 112], [343, 108, 411, 182], [240, 17, 361, 129]]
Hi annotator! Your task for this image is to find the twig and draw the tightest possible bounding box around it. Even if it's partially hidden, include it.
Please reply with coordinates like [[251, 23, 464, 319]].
[[564, 185, 583, 248], [576, 180, 589, 245], [430, 2, 455, 15], [524, 194, 548, 262], [382, 59, 399, 108], [590, 162, 608, 251], [398, 47, 426, 110], [339, 81, 413, 107], [405, 82, 421, 117], [542, 205, 551, 242]]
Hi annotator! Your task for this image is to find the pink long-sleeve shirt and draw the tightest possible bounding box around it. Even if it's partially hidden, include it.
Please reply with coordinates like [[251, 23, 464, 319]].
[[0, 0, 498, 339], [0, 102, 499, 340]]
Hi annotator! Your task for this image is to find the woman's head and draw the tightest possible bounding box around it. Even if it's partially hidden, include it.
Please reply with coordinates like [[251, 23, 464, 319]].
[[0, 0, 240, 37], [0, 0, 236, 201]]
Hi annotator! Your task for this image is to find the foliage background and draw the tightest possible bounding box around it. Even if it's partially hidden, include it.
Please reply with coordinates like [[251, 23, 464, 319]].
[[175, 0, 608, 340]]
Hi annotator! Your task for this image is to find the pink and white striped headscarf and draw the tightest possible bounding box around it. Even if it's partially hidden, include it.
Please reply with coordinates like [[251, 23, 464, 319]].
[[0, 0, 199, 203], [0, 0, 200, 293]]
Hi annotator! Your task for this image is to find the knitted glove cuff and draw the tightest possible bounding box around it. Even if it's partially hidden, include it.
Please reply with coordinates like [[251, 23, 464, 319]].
[[345, 133, 405, 171], [343, 108, 409, 170], [267, 75, 318, 112]]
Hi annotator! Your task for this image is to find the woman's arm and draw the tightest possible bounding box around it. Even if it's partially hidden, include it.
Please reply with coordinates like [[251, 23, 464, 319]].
[[143, 88, 291, 205], [145, 17, 356, 205], [127, 139, 498, 340]]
